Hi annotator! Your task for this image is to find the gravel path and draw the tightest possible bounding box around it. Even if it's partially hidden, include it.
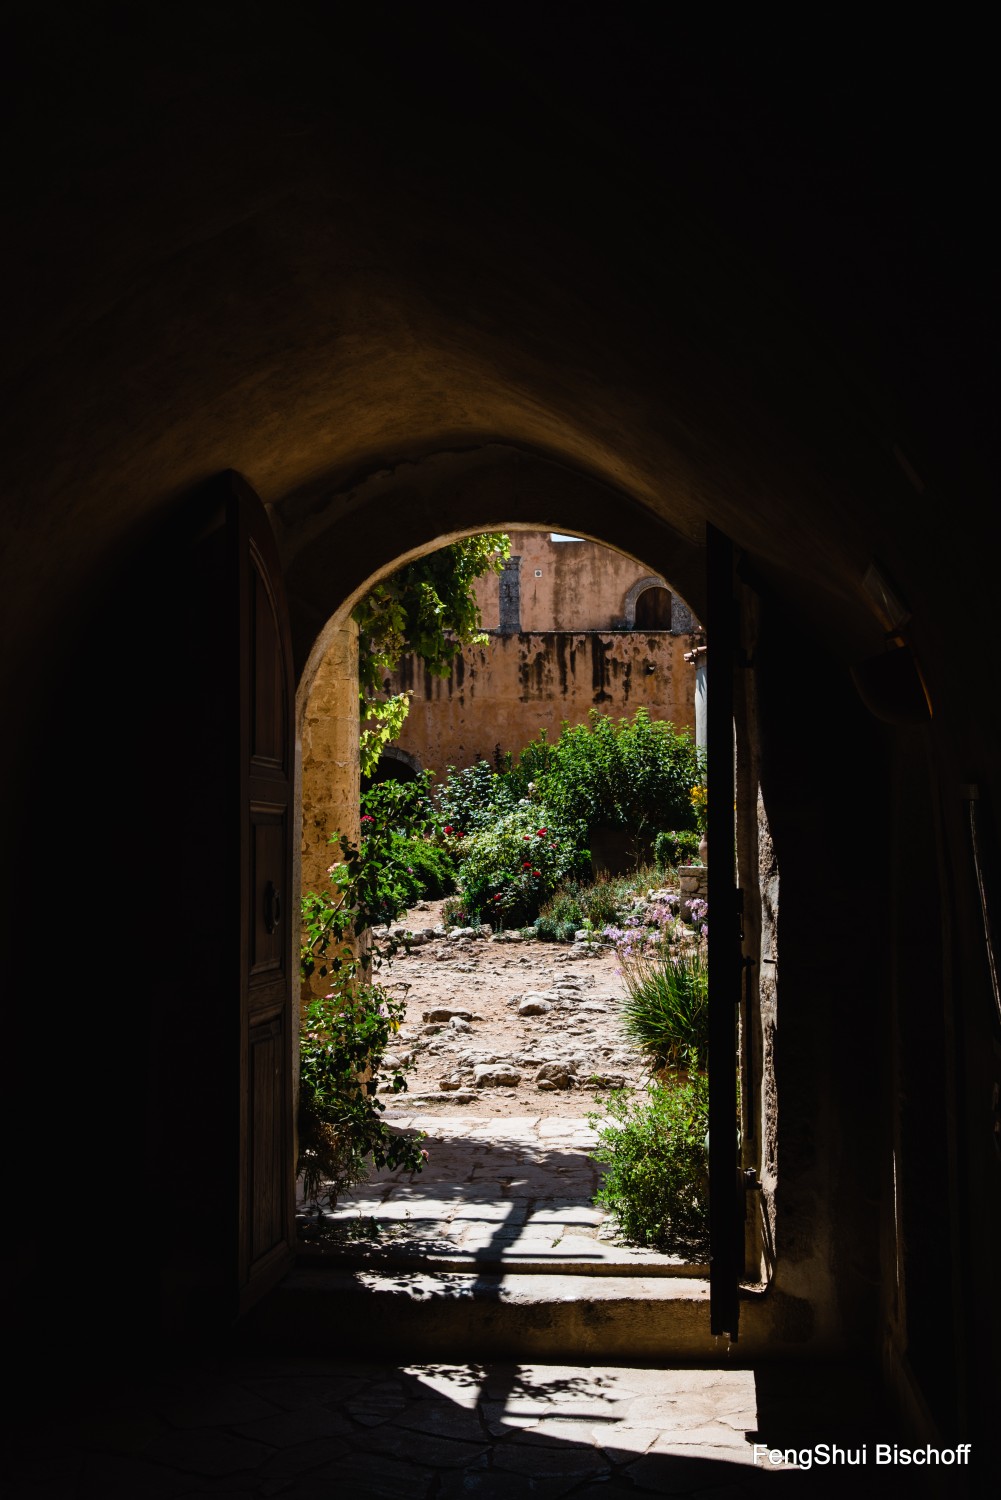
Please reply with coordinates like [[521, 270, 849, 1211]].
[[379, 898, 648, 1117]]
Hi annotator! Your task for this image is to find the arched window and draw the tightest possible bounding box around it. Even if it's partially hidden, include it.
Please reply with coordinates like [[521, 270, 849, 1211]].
[[634, 585, 672, 628], [623, 576, 673, 628]]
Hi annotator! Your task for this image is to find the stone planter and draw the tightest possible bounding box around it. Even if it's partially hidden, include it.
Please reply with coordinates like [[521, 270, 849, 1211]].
[[677, 862, 708, 922]]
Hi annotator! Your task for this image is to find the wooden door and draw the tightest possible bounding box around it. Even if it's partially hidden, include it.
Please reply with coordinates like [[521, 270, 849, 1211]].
[[230, 472, 296, 1313], [706, 522, 743, 1340]]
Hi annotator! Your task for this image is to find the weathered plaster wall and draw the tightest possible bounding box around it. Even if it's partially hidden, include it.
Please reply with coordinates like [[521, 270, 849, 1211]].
[[382, 629, 695, 776], [475, 531, 698, 632]]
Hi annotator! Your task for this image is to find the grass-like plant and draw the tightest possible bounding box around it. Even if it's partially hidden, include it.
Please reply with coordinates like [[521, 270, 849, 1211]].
[[538, 881, 584, 930], [619, 947, 709, 1069], [588, 1072, 709, 1255]]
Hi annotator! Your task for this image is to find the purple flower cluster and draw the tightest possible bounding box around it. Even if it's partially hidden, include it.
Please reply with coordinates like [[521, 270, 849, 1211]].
[[603, 891, 708, 973]]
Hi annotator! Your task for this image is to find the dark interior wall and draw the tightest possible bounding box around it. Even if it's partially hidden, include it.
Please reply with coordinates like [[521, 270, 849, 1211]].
[[1, 2, 997, 1444]]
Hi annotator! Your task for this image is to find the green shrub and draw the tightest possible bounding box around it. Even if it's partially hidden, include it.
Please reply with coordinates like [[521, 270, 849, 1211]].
[[298, 980, 426, 1208], [528, 708, 705, 844], [653, 828, 702, 868], [535, 875, 625, 938], [588, 1073, 709, 1255], [393, 837, 457, 901], [298, 788, 438, 1207], [455, 804, 588, 926], [436, 759, 518, 834], [619, 947, 709, 1069], [307, 773, 445, 931], [363, 772, 439, 838]]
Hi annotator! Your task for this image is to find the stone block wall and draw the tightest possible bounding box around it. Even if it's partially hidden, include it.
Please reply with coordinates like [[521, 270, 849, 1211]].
[[300, 617, 360, 914]]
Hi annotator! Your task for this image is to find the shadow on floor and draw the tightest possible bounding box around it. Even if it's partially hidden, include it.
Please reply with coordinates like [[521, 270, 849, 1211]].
[[9, 1346, 963, 1499]]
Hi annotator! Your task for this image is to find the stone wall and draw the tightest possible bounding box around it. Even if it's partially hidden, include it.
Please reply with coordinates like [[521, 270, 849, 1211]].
[[384, 629, 697, 777], [300, 617, 360, 905]]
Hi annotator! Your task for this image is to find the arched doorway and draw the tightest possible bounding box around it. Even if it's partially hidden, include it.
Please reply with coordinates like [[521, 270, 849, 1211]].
[[286, 450, 759, 1348]]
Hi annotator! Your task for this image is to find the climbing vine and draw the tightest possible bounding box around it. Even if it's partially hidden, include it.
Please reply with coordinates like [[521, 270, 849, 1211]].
[[353, 533, 509, 774]]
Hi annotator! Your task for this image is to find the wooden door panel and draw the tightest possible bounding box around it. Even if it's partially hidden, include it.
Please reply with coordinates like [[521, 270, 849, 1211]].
[[248, 1017, 286, 1264], [230, 473, 295, 1315], [250, 808, 286, 985], [250, 557, 287, 769]]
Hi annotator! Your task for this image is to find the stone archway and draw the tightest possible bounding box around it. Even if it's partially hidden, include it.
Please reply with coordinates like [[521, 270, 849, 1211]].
[[622, 574, 671, 628], [290, 444, 707, 912], [368, 746, 422, 784]]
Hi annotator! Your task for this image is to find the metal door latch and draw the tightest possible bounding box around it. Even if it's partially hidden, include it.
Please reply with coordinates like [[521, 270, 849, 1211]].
[[264, 881, 282, 934]]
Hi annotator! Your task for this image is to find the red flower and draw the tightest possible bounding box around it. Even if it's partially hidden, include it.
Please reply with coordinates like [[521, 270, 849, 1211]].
[[532, 869, 541, 876], [443, 824, 453, 834], [523, 862, 531, 868], [493, 894, 502, 901], [536, 828, 547, 836], [360, 814, 374, 822]]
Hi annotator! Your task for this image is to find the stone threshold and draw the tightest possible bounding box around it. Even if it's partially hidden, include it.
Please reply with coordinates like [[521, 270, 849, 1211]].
[[297, 1240, 709, 1277], [244, 1267, 718, 1363]]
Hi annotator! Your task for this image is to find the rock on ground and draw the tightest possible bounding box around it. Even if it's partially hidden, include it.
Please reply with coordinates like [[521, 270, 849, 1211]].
[[383, 898, 645, 1118]]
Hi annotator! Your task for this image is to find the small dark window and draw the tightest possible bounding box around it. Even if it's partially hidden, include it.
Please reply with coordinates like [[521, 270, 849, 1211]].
[[635, 586, 672, 629]]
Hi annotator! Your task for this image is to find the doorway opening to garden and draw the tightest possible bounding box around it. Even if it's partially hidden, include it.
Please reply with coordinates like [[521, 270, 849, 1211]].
[[291, 503, 761, 1339]]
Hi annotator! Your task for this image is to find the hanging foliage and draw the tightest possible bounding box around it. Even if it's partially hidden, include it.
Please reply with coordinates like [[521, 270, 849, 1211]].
[[353, 533, 510, 774]]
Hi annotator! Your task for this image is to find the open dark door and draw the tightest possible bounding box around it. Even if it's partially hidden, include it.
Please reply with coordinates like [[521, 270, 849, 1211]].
[[231, 472, 296, 1314], [706, 523, 743, 1339]]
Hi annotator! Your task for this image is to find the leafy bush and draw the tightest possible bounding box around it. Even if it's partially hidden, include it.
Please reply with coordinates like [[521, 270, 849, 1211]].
[[498, 731, 559, 800], [300, 830, 410, 983], [619, 947, 709, 1069], [392, 837, 457, 902], [298, 980, 426, 1208], [303, 774, 444, 944], [362, 771, 439, 838], [298, 789, 429, 1207], [588, 1073, 709, 1256], [653, 829, 702, 868], [529, 708, 705, 844], [436, 760, 518, 835], [455, 804, 588, 926]]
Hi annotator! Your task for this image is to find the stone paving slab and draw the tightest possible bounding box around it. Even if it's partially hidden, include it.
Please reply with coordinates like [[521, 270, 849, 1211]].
[[298, 1111, 706, 1276], [9, 1354, 930, 1499]]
